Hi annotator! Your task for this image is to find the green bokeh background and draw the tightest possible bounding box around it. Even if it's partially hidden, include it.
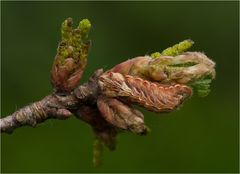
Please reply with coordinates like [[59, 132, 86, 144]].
[[1, 1, 239, 173]]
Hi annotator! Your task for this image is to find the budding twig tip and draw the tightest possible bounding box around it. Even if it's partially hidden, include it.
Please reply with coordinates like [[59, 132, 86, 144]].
[[51, 18, 92, 94]]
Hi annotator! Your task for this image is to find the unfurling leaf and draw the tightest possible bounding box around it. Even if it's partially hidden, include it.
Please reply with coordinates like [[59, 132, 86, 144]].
[[151, 39, 194, 58], [161, 39, 194, 56]]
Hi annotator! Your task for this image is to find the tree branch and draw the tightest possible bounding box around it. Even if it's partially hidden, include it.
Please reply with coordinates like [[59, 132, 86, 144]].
[[0, 69, 103, 134]]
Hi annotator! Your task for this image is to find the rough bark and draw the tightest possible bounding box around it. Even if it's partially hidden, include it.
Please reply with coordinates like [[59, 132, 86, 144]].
[[0, 69, 103, 134]]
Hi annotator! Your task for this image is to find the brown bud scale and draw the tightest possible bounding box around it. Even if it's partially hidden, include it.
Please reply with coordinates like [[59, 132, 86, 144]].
[[75, 105, 117, 150], [97, 96, 147, 135]]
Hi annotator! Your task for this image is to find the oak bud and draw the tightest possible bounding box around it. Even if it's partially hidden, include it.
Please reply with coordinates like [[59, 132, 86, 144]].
[[51, 18, 91, 94], [97, 96, 147, 135]]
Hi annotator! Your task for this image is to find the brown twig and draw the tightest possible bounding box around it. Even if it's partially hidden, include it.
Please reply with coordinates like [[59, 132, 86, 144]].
[[0, 69, 103, 134]]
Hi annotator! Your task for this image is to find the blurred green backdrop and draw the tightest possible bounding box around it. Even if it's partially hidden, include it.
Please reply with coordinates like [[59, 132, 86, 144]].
[[1, 1, 239, 173]]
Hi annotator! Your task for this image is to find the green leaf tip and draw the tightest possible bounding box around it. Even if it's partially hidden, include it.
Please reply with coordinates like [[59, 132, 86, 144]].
[[57, 18, 92, 63], [61, 18, 73, 43], [151, 52, 161, 58], [189, 76, 213, 97], [79, 19, 91, 40], [161, 39, 194, 56]]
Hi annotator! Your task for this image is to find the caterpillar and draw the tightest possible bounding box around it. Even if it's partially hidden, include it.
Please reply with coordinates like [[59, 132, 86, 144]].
[[98, 72, 192, 113]]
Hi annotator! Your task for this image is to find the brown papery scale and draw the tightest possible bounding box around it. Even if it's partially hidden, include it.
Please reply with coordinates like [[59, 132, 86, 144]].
[[98, 72, 192, 113], [97, 95, 147, 135]]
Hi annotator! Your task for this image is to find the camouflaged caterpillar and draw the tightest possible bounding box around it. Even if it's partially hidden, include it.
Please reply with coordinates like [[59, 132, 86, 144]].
[[98, 72, 192, 113]]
